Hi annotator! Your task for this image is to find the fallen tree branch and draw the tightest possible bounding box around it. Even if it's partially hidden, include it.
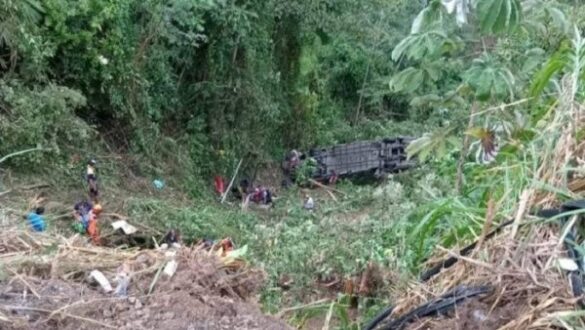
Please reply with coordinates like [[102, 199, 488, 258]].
[[0, 305, 116, 329], [308, 179, 347, 196], [6, 268, 41, 299], [20, 184, 50, 190], [0, 147, 46, 165], [275, 298, 330, 318]]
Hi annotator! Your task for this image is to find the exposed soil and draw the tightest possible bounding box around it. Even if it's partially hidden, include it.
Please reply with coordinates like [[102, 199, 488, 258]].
[[0, 249, 292, 330]]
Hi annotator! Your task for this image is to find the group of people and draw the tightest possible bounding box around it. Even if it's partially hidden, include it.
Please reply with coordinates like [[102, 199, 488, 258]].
[[236, 179, 273, 205], [25, 159, 101, 241], [72, 159, 102, 244], [226, 178, 272, 205]]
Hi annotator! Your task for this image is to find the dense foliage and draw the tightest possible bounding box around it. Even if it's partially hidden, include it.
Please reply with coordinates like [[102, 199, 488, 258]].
[[4, 0, 585, 327], [0, 0, 426, 185]]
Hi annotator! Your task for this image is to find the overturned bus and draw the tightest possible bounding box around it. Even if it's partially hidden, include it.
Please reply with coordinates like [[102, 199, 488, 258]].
[[282, 137, 416, 184]]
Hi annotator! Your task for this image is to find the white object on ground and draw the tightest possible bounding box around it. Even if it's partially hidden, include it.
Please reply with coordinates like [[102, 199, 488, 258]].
[[163, 260, 178, 277], [90, 270, 113, 293], [558, 258, 579, 271], [111, 220, 138, 235], [304, 197, 314, 210], [114, 272, 130, 297]]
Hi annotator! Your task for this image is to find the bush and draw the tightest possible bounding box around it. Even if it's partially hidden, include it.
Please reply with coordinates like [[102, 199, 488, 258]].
[[0, 81, 91, 167]]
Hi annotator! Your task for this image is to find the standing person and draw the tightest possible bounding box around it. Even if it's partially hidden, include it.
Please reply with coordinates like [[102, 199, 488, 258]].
[[86, 159, 99, 203], [89, 202, 102, 244], [25, 207, 46, 232], [262, 187, 273, 204], [282, 150, 301, 185], [87, 210, 100, 244]]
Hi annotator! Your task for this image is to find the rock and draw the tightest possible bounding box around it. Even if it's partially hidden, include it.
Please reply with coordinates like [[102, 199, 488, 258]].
[[128, 297, 136, 304], [103, 309, 113, 318], [473, 309, 488, 322]]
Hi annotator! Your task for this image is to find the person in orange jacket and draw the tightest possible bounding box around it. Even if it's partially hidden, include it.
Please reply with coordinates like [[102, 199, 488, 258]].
[[87, 203, 102, 244]]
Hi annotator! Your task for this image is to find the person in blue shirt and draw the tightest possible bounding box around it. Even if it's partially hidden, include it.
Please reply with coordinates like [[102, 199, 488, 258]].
[[26, 207, 46, 232], [74, 200, 93, 230]]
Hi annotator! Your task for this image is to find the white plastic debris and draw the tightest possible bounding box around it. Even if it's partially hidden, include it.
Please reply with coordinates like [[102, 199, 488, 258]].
[[472, 309, 488, 322], [163, 260, 178, 278], [441, 0, 470, 26], [164, 250, 177, 258], [111, 220, 138, 235], [90, 270, 113, 293], [114, 273, 130, 297], [558, 258, 579, 271], [304, 196, 314, 210], [98, 55, 109, 65]]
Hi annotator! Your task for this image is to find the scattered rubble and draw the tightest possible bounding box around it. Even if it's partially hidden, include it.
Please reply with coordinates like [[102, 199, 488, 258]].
[[0, 228, 292, 330]]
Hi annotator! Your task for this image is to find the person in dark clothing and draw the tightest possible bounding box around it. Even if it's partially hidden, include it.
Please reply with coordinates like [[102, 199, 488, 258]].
[[197, 238, 215, 251], [163, 229, 180, 245], [263, 189, 272, 204]]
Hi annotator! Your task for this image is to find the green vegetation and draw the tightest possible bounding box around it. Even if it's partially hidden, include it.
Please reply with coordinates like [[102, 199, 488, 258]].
[[3, 0, 585, 328]]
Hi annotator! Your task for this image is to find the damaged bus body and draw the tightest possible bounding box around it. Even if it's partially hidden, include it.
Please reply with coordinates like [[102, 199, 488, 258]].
[[283, 137, 416, 184]]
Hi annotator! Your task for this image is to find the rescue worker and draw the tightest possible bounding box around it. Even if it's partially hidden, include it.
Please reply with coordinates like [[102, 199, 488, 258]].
[[86, 159, 99, 203], [262, 187, 273, 204], [73, 200, 93, 232], [218, 237, 234, 256], [282, 150, 301, 183], [25, 207, 46, 232], [162, 229, 181, 248], [87, 208, 100, 244], [251, 186, 272, 205], [231, 179, 250, 200]]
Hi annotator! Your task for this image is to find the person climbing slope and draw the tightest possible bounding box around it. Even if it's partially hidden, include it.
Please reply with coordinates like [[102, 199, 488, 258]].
[[86, 159, 99, 203], [25, 207, 46, 232]]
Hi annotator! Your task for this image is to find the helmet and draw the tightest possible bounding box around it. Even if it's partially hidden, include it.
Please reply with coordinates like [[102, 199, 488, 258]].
[[93, 204, 103, 215]]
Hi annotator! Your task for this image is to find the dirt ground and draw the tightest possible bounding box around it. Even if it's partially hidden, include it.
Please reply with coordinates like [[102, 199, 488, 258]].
[[0, 188, 292, 330], [1, 247, 292, 330]]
